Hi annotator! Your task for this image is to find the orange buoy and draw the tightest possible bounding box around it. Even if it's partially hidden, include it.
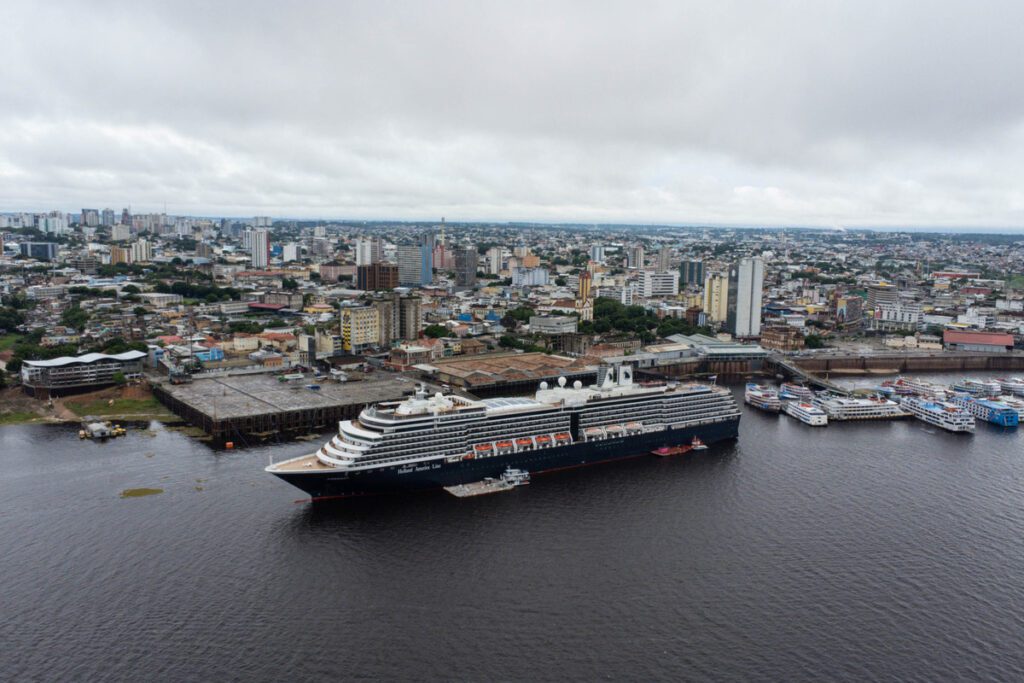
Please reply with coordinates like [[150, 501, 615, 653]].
[[225, 441, 234, 449]]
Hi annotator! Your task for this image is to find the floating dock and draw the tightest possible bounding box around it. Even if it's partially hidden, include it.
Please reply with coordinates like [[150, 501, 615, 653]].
[[444, 479, 517, 497]]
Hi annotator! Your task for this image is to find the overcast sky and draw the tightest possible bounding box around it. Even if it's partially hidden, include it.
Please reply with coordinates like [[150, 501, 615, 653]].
[[3, 1, 1024, 228]]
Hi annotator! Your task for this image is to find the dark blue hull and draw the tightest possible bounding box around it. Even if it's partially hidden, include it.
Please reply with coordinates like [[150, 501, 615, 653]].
[[272, 417, 740, 500]]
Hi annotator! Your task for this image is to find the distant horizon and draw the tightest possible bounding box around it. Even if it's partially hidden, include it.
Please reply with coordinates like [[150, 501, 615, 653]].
[[4, 209, 1024, 236]]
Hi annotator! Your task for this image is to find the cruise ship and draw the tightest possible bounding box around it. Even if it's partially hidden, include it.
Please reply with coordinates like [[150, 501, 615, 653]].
[[812, 395, 909, 421], [779, 382, 814, 401], [901, 396, 975, 433], [266, 364, 742, 500], [744, 383, 782, 412], [782, 401, 828, 426], [995, 377, 1024, 396], [950, 378, 1002, 397], [949, 395, 1019, 427]]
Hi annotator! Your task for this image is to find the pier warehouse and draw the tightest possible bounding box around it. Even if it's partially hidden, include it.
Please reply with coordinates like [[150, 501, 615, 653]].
[[943, 330, 1014, 353], [20, 350, 146, 397]]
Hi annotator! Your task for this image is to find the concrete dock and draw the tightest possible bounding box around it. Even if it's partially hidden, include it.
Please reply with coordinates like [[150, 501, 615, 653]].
[[152, 373, 420, 446]]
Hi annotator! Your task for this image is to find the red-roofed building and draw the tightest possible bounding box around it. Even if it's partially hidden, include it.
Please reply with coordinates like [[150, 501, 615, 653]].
[[943, 330, 1014, 353]]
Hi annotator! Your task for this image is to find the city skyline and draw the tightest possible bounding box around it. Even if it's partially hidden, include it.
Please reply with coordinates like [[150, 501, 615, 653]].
[[5, 1, 1024, 228]]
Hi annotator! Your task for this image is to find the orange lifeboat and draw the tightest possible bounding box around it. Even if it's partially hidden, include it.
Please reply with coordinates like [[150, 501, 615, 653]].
[[496, 440, 514, 449], [554, 433, 571, 442], [516, 437, 534, 447], [536, 435, 552, 446], [475, 443, 493, 452]]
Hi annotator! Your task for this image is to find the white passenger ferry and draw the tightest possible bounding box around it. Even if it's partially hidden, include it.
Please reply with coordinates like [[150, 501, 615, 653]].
[[812, 395, 909, 421], [744, 383, 782, 412], [782, 401, 828, 426], [901, 396, 975, 433], [995, 377, 1024, 396]]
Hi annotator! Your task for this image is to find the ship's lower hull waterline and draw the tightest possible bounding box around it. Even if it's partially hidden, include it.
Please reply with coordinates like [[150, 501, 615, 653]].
[[271, 418, 740, 501]]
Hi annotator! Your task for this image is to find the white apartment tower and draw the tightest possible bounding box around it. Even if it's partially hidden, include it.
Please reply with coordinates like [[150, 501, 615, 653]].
[[251, 229, 270, 269], [726, 256, 765, 338]]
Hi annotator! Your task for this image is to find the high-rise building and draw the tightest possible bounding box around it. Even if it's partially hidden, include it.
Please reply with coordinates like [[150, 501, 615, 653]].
[[626, 245, 645, 269], [641, 270, 680, 298], [398, 295, 422, 340], [110, 246, 132, 265], [866, 282, 898, 310], [657, 246, 672, 273], [726, 257, 765, 338], [589, 245, 606, 262], [703, 273, 729, 323], [397, 244, 432, 286], [111, 224, 131, 241], [251, 229, 270, 269], [101, 208, 116, 226], [455, 246, 478, 288], [680, 260, 704, 286], [282, 243, 299, 262], [81, 209, 100, 227], [313, 225, 327, 238], [487, 247, 502, 275], [354, 237, 382, 266], [40, 213, 69, 235], [511, 267, 549, 287], [575, 271, 594, 321], [339, 305, 380, 352], [253, 216, 272, 228], [357, 262, 399, 291], [131, 239, 152, 263]]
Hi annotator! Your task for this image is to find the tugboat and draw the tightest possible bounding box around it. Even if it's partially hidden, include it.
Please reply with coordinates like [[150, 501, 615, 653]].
[[651, 444, 693, 457], [651, 436, 708, 457]]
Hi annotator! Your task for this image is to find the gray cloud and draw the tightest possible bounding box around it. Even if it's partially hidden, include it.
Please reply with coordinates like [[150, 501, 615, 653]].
[[2, 0, 1024, 227]]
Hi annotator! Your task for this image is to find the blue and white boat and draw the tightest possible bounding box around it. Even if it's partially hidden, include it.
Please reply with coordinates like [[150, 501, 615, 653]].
[[950, 394, 1019, 427], [902, 396, 975, 433]]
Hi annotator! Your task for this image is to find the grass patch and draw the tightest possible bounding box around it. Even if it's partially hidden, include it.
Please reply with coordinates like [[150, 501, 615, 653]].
[[66, 397, 173, 418], [120, 487, 164, 498], [0, 334, 21, 352], [0, 411, 41, 425]]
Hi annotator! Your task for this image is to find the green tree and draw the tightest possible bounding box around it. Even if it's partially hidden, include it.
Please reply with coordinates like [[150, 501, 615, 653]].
[[423, 324, 448, 338], [112, 371, 127, 385]]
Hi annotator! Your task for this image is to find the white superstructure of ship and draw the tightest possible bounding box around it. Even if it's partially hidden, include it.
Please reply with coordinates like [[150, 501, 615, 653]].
[[782, 401, 828, 426], [995, 377, 1024, 396], [901, 396, 975, 433], [950, 378, 1001, 397], [894, 376, 946, 397], [779, 382, 814, 401], [812, 394, 909, 421], [744, 383, 782, 412]]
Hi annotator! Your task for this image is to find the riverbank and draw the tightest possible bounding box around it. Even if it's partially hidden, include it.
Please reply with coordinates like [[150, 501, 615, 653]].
[[0, 384, 177, 426]]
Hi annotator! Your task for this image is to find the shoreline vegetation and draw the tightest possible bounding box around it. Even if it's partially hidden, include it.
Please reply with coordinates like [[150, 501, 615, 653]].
[[0, 385, 177, 427]]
